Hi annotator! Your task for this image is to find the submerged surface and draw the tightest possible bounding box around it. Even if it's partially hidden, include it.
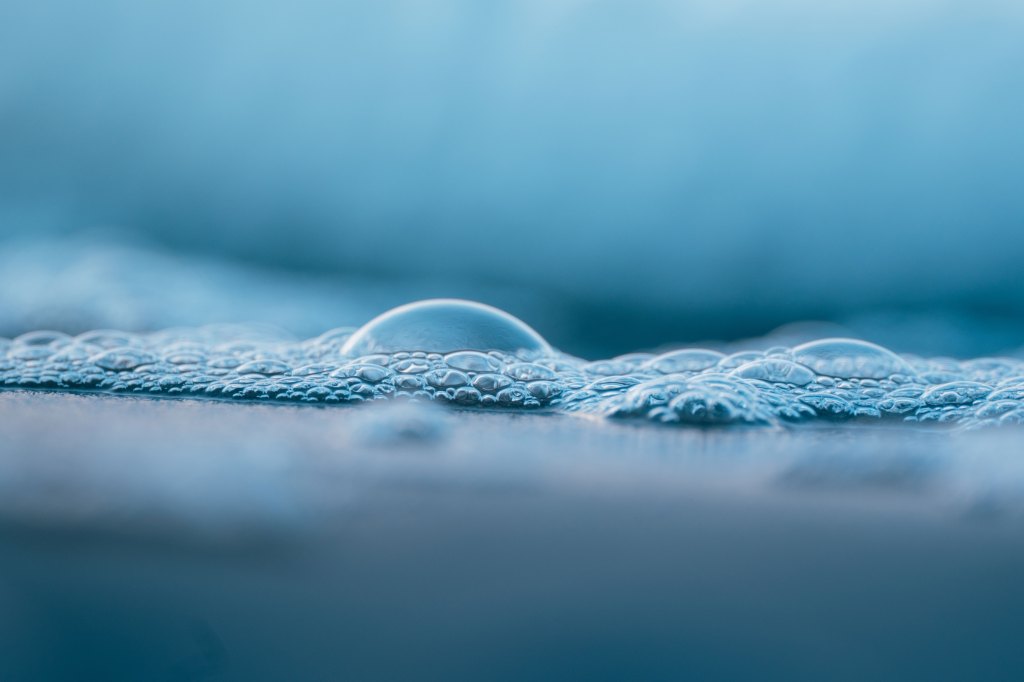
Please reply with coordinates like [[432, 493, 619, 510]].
[[3, 299, 1024, 429], [2, 390, 1024, 681]]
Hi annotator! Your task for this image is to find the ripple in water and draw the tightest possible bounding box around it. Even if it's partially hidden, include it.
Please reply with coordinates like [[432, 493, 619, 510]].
[[4, 299, 1024, 429]]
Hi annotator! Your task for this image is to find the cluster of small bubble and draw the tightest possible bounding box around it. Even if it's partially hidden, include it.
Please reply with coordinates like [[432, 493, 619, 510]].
[[561, 341, 1024, 429], [0, 328, 564, 409], [4, 329, 1024, 428]]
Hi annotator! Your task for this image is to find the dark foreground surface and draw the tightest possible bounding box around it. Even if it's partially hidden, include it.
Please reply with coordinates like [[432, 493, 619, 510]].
[[1, 391, 1023, 680]]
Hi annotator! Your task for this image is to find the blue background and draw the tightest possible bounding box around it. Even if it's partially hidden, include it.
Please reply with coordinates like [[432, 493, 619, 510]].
[[2, 0, 1023, 356]]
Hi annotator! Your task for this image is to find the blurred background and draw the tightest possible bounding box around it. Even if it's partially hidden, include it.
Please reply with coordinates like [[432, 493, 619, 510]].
[[2, 0, 1023, 358]]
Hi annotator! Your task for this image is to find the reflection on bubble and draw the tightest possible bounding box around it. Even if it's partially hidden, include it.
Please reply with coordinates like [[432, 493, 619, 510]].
[[793, 338, 915, 379], [341, 299, 552, 356], [646, 349, 725, 374]]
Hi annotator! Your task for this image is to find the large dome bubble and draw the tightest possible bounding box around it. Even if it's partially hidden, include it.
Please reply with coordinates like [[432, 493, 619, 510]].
[[793, 338, 915, 380], [340, 299, 552, 356]]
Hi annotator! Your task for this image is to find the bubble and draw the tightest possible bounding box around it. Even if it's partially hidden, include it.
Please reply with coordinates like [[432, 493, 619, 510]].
[[392, 358, 432, 374], [497, 387, 533, 407], [76, 330, 142, 349], [717, 351, 765, 371], [793, 339, 914, 380], [425, 369, 470, 388], [91, 349, 157, 371], [922, 381, 992, 406], [394, 374, 427, 391], [444, 351, 502, 373], [8, 345, 56, 361], [291, 364, 332, 377], [878, 397, 922, 414], [990, 381, 1024, 401], [236, 359, 290, 375], [472, 373, 514, 393], [164, 351, 205, 365], [646, 349, 725, 374], [799, 393, 856, 418], [4, 312, 1024, 429], [505, 362, 557, 381], [586, 354, 654, 375], [526, 381, 560, 400], [585, 376, 642, 392], [341, 299, 551, 356], [306, 327, 355, 350], [14, 330, 72, 347], [732, 359, 815, 386], [599, 373, 774, 425], [331, 363, 390, 383], [664, 375, 772, 425]]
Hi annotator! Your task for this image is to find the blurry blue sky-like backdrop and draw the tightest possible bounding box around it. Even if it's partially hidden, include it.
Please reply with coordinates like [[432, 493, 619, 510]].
[[1, 0, 1023, 356]]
